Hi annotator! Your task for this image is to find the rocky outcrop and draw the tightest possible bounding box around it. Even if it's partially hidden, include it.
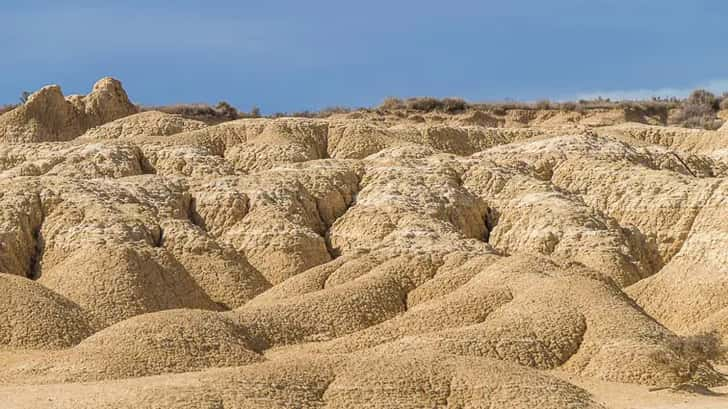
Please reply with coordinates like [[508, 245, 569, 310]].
[[0, 78, 137, 143]]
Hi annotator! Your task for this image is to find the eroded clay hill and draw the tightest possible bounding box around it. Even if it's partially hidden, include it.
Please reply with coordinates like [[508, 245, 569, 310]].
[[0, 79, 727, 408]]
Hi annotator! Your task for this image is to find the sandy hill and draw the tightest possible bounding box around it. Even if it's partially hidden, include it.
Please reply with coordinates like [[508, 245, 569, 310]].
[[0, 78, 727, 408]]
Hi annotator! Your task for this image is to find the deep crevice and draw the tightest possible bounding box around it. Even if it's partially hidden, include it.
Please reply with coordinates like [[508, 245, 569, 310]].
[[186, 195, 206, 231], [133, 145, 157, 175], [214, 301, 231, 311], [152, 226, 164, 248], [27, 194, 45, 280], [483, 206, 499, 244], [27, 225, 44, 280], [312, 177, 362, 262], [401, 290, 409, 312]]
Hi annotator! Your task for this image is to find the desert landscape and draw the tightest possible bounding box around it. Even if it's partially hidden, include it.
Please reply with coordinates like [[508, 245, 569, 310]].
[[0, 78, 727, 408]]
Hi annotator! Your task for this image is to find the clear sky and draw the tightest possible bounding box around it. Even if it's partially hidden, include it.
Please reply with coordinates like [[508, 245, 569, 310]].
[[2, 0, 727, 113]]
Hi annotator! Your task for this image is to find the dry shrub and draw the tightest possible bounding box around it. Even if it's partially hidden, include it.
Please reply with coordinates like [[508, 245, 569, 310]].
[[138, 89, 727, 125], [19, 91, 32, 104], [440, 98, 467, 113], [270, 106, 352, 119], [144, 104, 223, 123], [680, 116, 724, 130], [670, 89, 723, 130], [678, 331, 725, 363], [380, 97, 404, 110], [560, 101, 578, 111], [406, 97, 443, 112], [720, 93, 728, 110], [214, 101, 239, 121], [467, 99, 678, 119], [535, 100, 552, 110], [377, 97, 467, 113], [317, 106, 353, 117], [658, 331, 727, 387], [141, 101, 244, 124]]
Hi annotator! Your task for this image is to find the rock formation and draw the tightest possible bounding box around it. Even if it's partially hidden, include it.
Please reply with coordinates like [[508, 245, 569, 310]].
[[0, 78, 137, 143], [0, 80, 727, 408]]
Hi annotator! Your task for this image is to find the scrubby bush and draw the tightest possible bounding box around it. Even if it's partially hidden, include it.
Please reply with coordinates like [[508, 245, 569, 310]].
[[689, 89, 718, 109], [679, 116, 724, 130], [141, 102, 242, 124], [377, 96, 469, 113], [670, 89, 722, 130], [138, 88, 728, 125], [655, 331, 727, 387], [675, 331, 725, 377], [535, 100, 552, 110], [19, 91, 31, 104], [215, 101, 238, 121], [267, 106, 353, 119], [405, 97, 443, 112], [146, 104, 217, 119], [440, 98, 467, 113], [317, 106, 352, 117], [680, 331, 725, 362], [560, 101, 578, 111], [720, 93, 728, 110], [373, 95, 684, 117], [380, 97, 404, 110]]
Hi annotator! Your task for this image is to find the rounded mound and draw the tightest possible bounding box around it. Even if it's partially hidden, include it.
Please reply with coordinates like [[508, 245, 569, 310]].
[[0, 274, 93, 349], [80, 110, 208, 140], [6, 309, 263, 383], [325, 351, 604, 409]]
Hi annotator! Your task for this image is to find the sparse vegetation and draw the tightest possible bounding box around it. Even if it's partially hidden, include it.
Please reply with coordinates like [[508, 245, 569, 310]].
[[45, 87, 728, 130], [663, 331, 727, 386], [720, 93, 728, 110], [214, 101, 238, 121], [378, 96, 467, 113], [140, 101, 264, 124], [372, 93, 728, 130], [376, 95, 682, 117], [679, 331, 725, 363], [271, 106, 354, 119], [535, 100, 553, 110], [19, 91, 32, 104], [380, 97, 403, 110], [141, 103, 227, 124], [670, 89, 724, 130], [0, 91, 32, 115]]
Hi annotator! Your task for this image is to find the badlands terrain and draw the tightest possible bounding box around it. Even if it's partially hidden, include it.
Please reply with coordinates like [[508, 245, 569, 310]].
[[0, 78, 727, 408]]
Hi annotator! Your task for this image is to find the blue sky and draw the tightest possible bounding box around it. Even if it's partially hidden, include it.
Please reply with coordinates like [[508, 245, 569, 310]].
[[1, 0, 727, 113]]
